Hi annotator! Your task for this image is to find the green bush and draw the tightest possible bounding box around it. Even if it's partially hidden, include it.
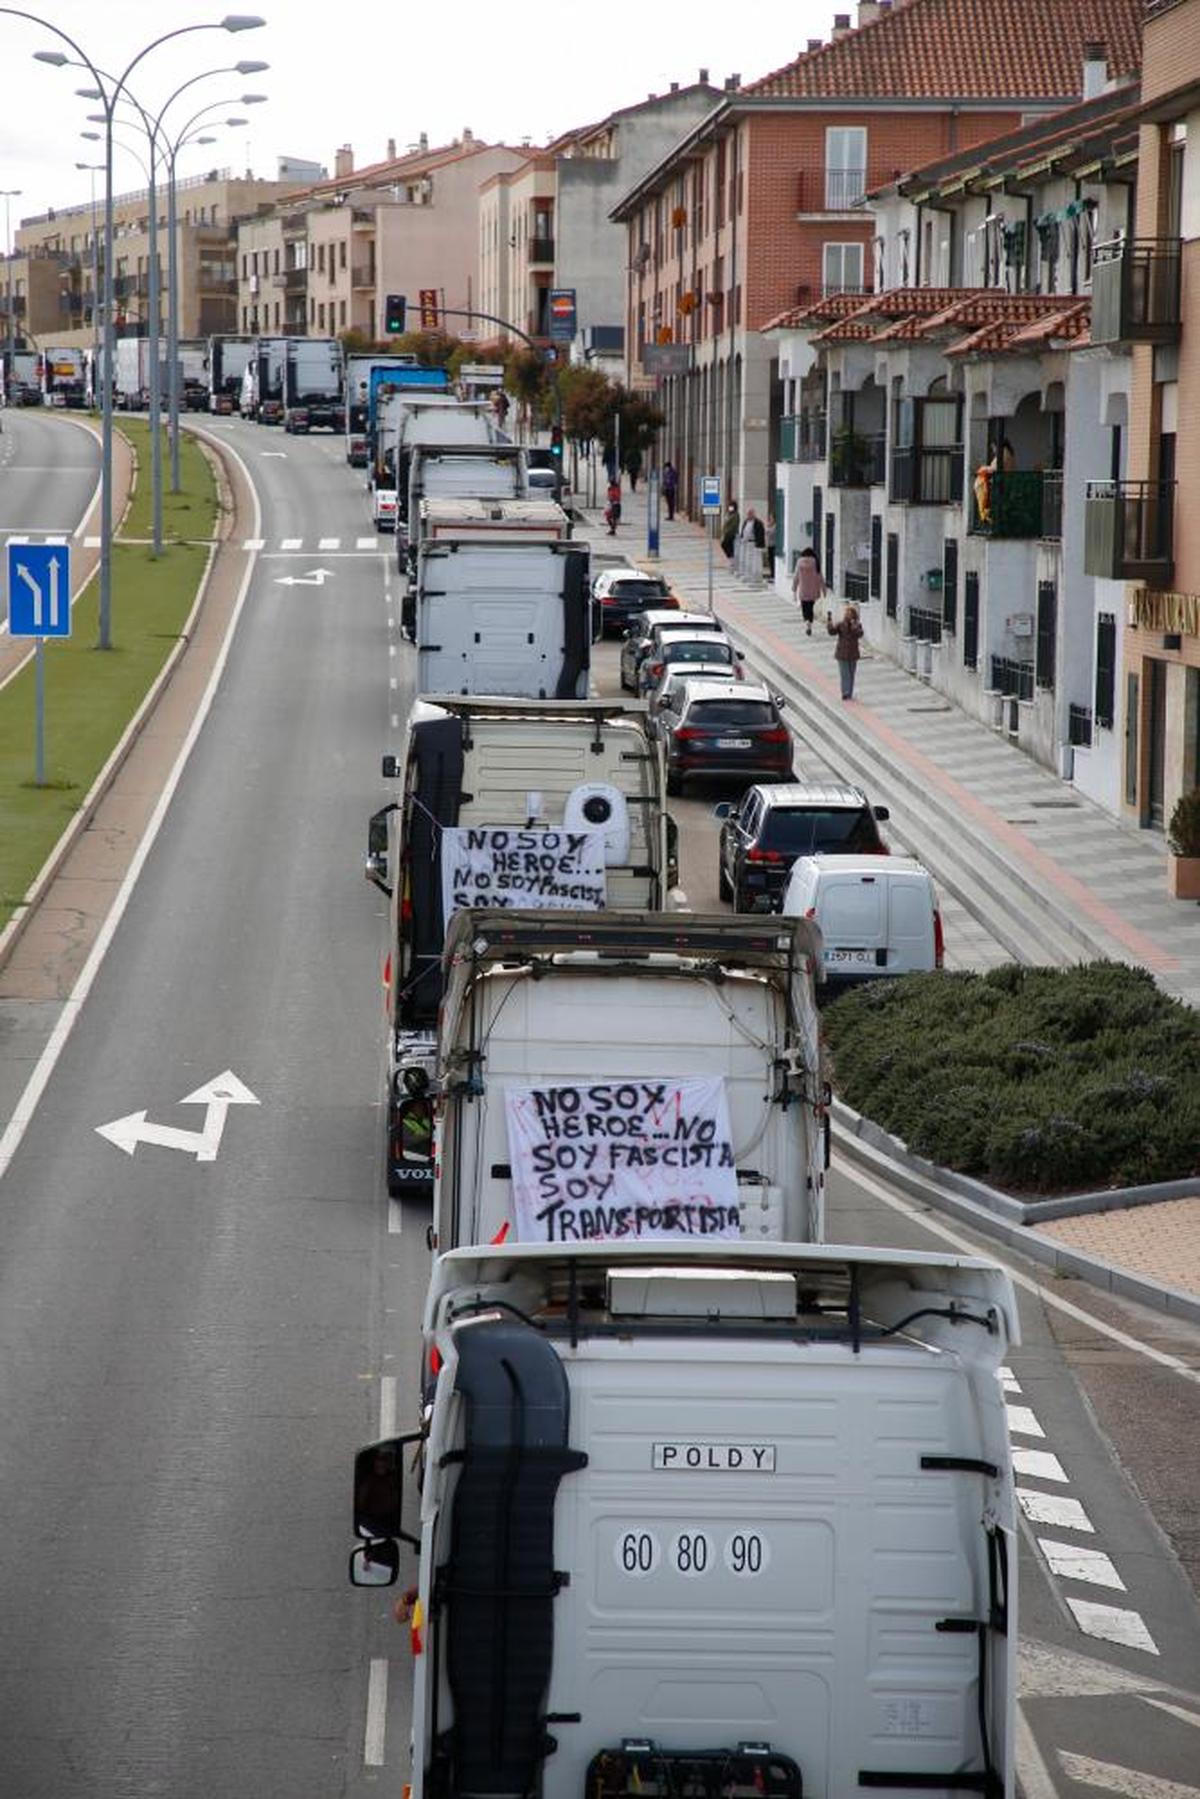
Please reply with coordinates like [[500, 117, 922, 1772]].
[[823, 963, 1200, 1194]]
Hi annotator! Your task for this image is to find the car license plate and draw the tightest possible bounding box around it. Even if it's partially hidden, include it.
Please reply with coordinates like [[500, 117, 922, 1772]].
[[825, 948, 877, 966], [716, 737, 752, 749]]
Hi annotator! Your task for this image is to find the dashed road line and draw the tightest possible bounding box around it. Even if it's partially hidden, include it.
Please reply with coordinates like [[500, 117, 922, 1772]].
[[357, 535, 378, 549], [242, 537, 265, 550], [1058, 1753, 1199, 1797], [364, 1657, 388, 1766], [1039, 1540, 1126, 1590], [1064, 1599, 1159, 1655], [1013, 1448, 1069, 1483], [319, 535, 340, 550], [1017, 1489, 1095, 1532], [1006, 1403, 1046, 1438], [281, 536, 302, 550]]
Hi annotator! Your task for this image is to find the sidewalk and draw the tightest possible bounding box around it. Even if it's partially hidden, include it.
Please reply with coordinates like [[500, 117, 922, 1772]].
[[575, 485, 1200, 1307]]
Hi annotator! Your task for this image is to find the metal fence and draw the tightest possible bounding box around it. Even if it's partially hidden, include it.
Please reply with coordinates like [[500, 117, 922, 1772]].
[[990, 655, 1035, 701], [907, 605, 943, 644], [1068, 704, 1094, 748]]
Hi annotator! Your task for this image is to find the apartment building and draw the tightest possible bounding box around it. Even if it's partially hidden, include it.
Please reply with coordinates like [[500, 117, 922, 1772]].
[[478, 79, 724, 372], [770, 67, 1142, 816], [7, 170, 296, 349], [236, 138, 527, 343], [611, 0, 1143, 522], [1113, 0, 1200, 829]]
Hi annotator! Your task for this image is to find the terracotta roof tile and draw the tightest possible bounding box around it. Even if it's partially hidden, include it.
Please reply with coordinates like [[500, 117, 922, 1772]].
[[744, 0, 1141, 102], [813, 318, 881, 344], [763, 292, 874, 331], [919, 292, 1071, 334], [1006, 300, 1092, 346], [945, 321, 1022, 356]]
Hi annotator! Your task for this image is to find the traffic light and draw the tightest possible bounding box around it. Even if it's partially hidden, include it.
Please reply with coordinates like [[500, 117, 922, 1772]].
[[384, 293, 406, 335], [550, 424, 564, 461]]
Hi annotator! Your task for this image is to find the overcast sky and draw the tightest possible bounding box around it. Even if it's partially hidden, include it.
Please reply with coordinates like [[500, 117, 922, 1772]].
[[0, 0, 833, 234]]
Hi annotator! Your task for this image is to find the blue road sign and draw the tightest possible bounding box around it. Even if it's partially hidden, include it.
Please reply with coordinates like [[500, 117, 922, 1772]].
[[701, 475, 722, 514], [8, 543, 71, 638]]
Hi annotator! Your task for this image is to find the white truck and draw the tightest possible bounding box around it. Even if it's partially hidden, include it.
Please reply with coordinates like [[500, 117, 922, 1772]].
[[207, 334, 254, 414], [365, 701, 677, 1198], [373, 397, 494, 539], [351, 1237, 1018, 1799], [41, 345, 88, 407], [402, 494, 573, 639], [343, 351, 426, 466], [114, 338, 151, 410], [413, 537, 591, 700], [426, 908, 827, 1252], [402, 442, 529, 572]]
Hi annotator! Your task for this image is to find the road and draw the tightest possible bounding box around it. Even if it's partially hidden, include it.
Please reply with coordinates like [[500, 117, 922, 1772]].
[[0, 418, 1195, 1798], [0, 406, 100, 638]]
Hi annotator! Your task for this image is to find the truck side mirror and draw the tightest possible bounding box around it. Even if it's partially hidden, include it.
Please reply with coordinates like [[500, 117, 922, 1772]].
[[381, 755, 399, 780], [366, 806, 394, 896], [349, 1540, 400, 1587], [873, 805, 890, 821], [353, 1432, 424, 1546]]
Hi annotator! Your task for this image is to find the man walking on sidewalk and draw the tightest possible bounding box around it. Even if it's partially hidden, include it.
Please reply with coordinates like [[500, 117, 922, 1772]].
[[662, 460, 678, 520]]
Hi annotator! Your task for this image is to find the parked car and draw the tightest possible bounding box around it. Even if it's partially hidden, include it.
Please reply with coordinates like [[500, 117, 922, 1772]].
[[592, 567, 676, 637], [527, 466, 569, 497], [638, 628, 744, 695], [780, 853, 944, 987], [650, 665, 738, 721], [716, 782, 890, 911], [618, 609, 727, 691], [655, 679, 794, 796]]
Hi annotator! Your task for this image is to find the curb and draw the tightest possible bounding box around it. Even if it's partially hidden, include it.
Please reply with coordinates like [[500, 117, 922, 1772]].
[[0, 429, 235, 979], [833, 1098, 1200, 1327]]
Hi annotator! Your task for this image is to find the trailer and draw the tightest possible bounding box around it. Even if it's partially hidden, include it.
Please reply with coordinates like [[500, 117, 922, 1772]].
[[207, 334, 255, 414], [283, 336, 344, 432]]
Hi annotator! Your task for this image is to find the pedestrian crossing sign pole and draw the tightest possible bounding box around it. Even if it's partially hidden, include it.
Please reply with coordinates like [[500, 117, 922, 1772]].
[[701, 474, 721, 613], [7, 543, 71, 786]]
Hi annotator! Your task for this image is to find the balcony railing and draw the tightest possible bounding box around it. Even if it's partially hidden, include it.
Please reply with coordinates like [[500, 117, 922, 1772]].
[[351, 265, 375, 288], [990, 656, 1035, 701], [971, 468, 1045, 538], [824, 167, 867, 210], [284, 267, 308, 292], [529, 236, 555, 264], [780, 410, 826, 462], [1040, 470, 1063, 542], [1090, 237, 1181, 346], [907, 606, 944, 644], [890, 445, 963, 506], [1068, 704, 1094, 748], [844, 571, 870, 606], [1084, 479, 1175, 586], [830, 429, 886, 487]]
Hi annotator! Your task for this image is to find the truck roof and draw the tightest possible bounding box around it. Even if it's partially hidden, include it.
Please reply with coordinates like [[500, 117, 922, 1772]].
[[420, 497, 568, 530]]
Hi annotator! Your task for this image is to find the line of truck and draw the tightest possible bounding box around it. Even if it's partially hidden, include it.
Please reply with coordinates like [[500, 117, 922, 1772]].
[[345, 354, 1021, 1795]]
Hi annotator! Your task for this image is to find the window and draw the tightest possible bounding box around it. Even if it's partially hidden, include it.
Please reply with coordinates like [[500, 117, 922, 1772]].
[[318, 301, 325, 329], [339, 240, 347, 270], [870, 515, 882, 598], [943, 539, 958, 633], [825, 127, 866, 209], [1095, 613, 1116, 729], [823, 242, 864, 295], [963, 571, 980, 669], [340, 298, 347, 327], [885, 532, 898, 618], [274, 248, 280, 275], [318, 243, 326, 273], [1036, 580, 1057, 689]]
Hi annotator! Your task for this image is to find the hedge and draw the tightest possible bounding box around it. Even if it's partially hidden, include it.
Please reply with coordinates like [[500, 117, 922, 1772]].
[[822, 962, 1200, 1194]]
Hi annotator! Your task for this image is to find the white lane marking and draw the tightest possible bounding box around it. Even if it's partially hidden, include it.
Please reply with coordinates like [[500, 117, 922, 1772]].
[[242, 537, 265, 550], [834, 1155, 1200, 1385], [7, 533, 29, 544], [364, 1657, 388, 1766], [389, 676, 397, 691], [0, 430, 262, 1186], [357, 535, 377, 549], [84, 535, 101, 547], [281, 536, 302, 549], [1039, 1539, 1126, 1590], [390, 713, 399, 729], [1066, 1599, 1159, 1655], [96, 1070, 259, 1162], [43, 534, 68, 545], [1006, 1404, 1046, 1438], [1012, 1448, 1069, 1483], [378, 1375, 397, 1440], [388, 642, 397, 658], [318, 535, 340, 550], [998, 1364, 1021, 1391], [276, 568, 334, 588], [1141, 1699, 1200, 1730], [388, 1198, 403, 1236], [1058, 1754, 1200, 1798], [1017, 1489, 1095, 1532], [1016, 1708, 1061, 1799]]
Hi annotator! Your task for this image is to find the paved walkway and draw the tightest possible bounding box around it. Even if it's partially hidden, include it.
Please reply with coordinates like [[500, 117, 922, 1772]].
[[575, 485, 1200, 1303]]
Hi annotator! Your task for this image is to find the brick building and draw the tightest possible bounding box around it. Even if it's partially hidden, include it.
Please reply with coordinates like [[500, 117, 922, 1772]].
[[611, 0, 1143, 520]]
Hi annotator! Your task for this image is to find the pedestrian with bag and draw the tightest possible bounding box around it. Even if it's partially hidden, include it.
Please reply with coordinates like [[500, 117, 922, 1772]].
[[827, 600, 864, 699], [792, 546, 826, 635]]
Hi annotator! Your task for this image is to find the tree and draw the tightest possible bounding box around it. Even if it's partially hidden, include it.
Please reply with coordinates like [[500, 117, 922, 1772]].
[[558, 364, 616, 450], [614, 387, 665, 470]]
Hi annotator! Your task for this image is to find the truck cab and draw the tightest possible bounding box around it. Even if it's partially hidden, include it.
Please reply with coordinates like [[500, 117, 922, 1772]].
[[352, 1238, 1018, 1799]]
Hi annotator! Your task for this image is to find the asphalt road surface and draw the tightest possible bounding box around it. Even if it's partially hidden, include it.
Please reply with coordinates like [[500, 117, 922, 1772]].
[[0, 406, 100, 632], [0, 418, 1195, 1799]]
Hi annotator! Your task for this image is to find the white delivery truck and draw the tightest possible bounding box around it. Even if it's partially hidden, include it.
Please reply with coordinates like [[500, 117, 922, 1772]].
[[365, 701, 677, 1198], [428, 907, 827, 1251], [402, 495, 571, 638], [41, 345, 88, 407], [343, 351, 425, 465], [207, 333, 255, 414], [414, 538, 591, 700], [177, 338, 209, 412], [114, 337, 150, 410], [351, 1237, 1018, 1799], [377, 399, 495, 545], [402, 442, 529, 573]]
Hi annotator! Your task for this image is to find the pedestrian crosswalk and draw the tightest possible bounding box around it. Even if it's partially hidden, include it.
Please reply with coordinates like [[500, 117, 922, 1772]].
[[1, 528, 388, 554]]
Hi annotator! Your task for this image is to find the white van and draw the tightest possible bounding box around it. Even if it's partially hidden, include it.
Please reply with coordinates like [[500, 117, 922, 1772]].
[[782, 853, 944, 983]]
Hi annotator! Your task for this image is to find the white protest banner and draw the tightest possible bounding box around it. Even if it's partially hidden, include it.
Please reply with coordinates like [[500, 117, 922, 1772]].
[[440, 827, 606, 929], [504, 1077, 740, 1244]]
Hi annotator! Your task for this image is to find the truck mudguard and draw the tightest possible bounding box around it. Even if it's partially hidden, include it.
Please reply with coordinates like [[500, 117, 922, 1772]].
[[441, 1316, 587, 1798], [401, 716, 465, 1029], [553, 548, 592, 701]]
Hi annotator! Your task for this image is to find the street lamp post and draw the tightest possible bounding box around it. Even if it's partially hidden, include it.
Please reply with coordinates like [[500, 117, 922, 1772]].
[[74, 163, 101, 372], [18, 9, 267, 648], [2, 189, 21, 376]]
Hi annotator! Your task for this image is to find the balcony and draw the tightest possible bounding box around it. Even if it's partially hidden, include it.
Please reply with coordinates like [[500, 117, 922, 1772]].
[[990, 655, 1035, 701], [281, 211, 307, 235], [284, 267, 308, 293], [1084, 479, 1175, 586], [351, 265, 375, 289], [971, 468, 1046, 538], [780, 410, 826, 462], [1090, 237, 1181, 346], [529, 236, 555, 265], [890, 445, 963, 506], [824, 167, 867, 210], [907, 606, 943, 645], [1040, 470, 1063, 543], [829, 429, 886, 487]]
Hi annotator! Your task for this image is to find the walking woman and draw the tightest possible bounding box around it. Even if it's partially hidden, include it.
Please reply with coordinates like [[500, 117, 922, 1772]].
[[828, 601, 864, 699], [792, 546, 826, 634]]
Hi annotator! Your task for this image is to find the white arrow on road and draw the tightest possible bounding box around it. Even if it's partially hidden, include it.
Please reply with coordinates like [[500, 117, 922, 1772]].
[[276, 567, 334, 587], [1059, 1753, 1200, 1798], [96, 1069, 259, 1161]]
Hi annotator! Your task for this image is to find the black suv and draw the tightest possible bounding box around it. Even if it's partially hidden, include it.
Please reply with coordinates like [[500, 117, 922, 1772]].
[[717, 782, 890, 911], [657, 681, 794, 796]]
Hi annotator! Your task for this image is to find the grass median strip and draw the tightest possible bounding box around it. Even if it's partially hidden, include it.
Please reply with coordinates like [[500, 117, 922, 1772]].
[[115, 417, 219, 542]]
